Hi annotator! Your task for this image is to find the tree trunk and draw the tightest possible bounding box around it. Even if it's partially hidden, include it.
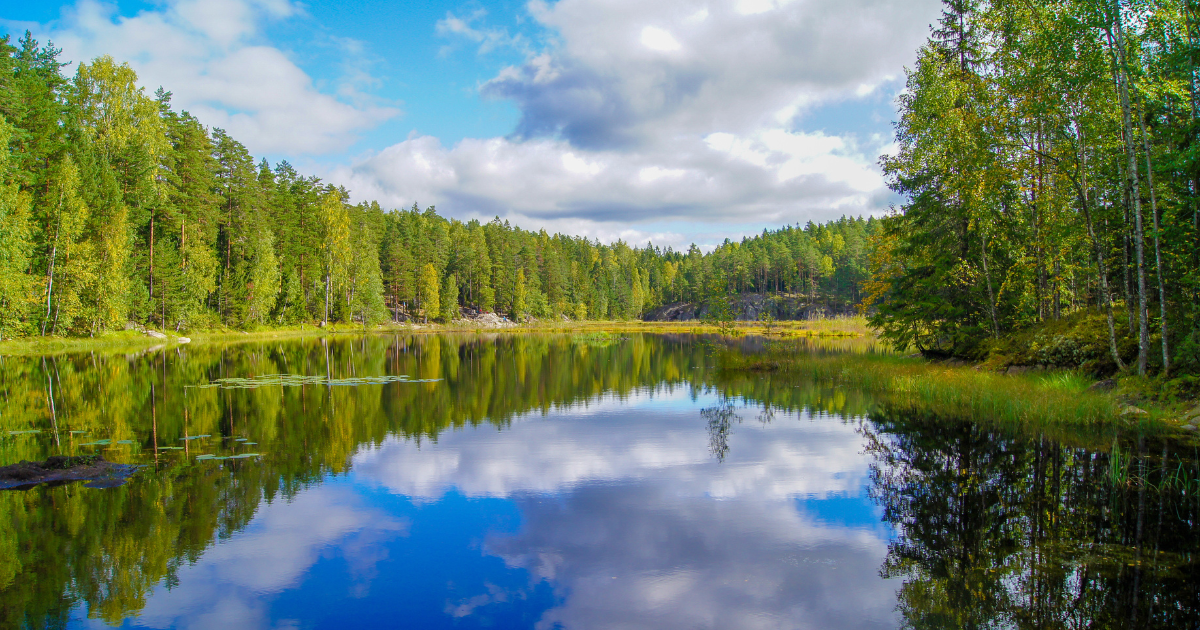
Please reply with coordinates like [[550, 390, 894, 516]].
[[149, 213, 155, 305], [42, 226, 59, 336], [981, 227, 999, 338], [1112, 14, 1151, 375], [1075, 126, 1126, 370], [1137, 102, 1170, 375]]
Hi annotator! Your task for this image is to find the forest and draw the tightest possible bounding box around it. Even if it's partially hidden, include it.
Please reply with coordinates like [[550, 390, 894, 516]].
[[0, 32, 873, 339], [869, 0, 1200, 378], [5, 0, 1200, 383]]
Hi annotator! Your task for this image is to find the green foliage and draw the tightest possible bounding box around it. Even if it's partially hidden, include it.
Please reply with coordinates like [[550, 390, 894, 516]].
[[0, 37, 879, 338], [419, 263, 439, 323], [439, 273, 457, 323], [872, 0, 1199, 377]]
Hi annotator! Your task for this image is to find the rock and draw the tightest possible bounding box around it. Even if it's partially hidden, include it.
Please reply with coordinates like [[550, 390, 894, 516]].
[[1182, 424, 1197, 431], [1184, 405, 1200, 421], [459, 312, 518, 329], [1121, 405, 1149, 416], [1006, 366, 1030, 375], [1088, 379, 1117, 392], [177, 337, 191, 344], [145, 330, 167, 339], [0, 455, 139, 490]]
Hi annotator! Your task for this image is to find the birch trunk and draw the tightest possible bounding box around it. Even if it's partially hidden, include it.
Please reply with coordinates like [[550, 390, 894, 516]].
[[1136, 101, 1170, 375], [1112, 8, 1151, 375]]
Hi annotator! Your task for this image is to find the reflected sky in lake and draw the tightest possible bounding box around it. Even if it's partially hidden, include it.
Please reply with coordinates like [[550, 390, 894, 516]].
[[8, 334, 1197, 629], [68, 387, 897, 630]]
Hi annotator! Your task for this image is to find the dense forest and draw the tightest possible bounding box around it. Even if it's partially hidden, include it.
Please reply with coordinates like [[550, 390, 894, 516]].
[[0, 32, 873, 339], [869, 0, 1200, 377]]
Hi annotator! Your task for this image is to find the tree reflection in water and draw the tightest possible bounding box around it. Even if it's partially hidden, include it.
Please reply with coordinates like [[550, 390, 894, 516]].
[[864, 408, 1200, 629], [1, 333, 1198, 629]]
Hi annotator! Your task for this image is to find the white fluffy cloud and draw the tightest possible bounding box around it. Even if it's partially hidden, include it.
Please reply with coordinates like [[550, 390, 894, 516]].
[[25, 0, 397, 155], [333, 0, 941, 242]]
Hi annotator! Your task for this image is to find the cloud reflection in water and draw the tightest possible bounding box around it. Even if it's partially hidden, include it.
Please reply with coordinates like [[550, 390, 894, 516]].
[[352, 389, 899, 629]]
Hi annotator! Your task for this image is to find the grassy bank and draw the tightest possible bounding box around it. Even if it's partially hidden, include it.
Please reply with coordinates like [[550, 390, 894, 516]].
[[0, 316, 870, 357], [716, 341, 1192, 442]]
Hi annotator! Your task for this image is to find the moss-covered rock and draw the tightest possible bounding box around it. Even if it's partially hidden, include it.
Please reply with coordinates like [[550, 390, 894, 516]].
[[983, 309, 1138, 375]]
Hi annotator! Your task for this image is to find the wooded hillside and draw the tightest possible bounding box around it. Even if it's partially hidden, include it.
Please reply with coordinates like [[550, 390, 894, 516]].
[[0, 34, 873, 338]]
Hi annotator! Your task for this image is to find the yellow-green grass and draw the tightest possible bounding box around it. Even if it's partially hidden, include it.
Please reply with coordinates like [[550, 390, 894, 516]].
[[461, 315, 870, 337], [0, 316, 870, 357], [716, 343, 1170, 443]]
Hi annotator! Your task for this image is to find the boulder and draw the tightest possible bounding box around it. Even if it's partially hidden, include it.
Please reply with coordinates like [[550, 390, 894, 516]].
[[1088, 379, 1117, 392], [145, 330, 167, 339]]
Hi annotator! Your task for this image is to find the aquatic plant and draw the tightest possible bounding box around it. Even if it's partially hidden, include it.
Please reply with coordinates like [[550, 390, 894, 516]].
[[718, 343, 1123, 434], [192, 373, 441, 390]]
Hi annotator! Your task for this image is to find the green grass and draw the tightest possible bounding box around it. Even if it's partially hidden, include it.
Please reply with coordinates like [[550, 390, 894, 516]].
[[717, 342, 1155, 441], [0, 316, 872, 357]]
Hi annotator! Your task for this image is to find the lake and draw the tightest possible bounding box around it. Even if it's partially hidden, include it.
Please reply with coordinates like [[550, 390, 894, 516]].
[[1, 333, 1198, 629]]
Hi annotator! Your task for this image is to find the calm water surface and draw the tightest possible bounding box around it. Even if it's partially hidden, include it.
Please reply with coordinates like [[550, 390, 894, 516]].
[[1, 334, 1198, 629]]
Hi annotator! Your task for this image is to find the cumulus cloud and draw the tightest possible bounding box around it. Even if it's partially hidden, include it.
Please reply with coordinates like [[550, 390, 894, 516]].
[[20, 0, 397, 155], [328, 127, 890, 247], [334, 0, 941, 242]]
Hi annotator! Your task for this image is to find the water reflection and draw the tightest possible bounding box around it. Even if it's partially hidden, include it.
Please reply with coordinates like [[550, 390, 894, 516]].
[[866, 409, 1200, 629], [0, 333, 1197, 629]]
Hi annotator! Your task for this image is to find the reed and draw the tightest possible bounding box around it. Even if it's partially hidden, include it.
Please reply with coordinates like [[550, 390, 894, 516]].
[[718, 344, 1132, 435]]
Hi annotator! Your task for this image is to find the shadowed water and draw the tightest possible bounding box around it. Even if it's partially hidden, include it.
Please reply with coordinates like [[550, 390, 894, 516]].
[[0, 333, 1197, 629]]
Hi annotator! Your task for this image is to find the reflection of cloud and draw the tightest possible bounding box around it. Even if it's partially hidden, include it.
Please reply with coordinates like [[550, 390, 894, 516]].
[[130, 484, 407, 630], [351, 391, 870, 501], [352, 390, 897, 627], [488, 486, 898, 630]]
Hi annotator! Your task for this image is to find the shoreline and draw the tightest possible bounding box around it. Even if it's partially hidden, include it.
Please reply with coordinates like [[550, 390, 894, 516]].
[[0, 317, 870, 357], [715, 341, 1199, 441]]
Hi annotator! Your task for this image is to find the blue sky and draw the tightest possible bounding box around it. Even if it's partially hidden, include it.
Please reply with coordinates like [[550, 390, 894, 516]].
[[1, 0, 943, 248]]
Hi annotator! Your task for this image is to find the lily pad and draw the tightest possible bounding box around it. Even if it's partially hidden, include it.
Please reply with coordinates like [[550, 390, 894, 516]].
[[114, 440, 134, 445], [79, 440, 112, 446], [8, 430, 42, 435], [179, 435, 211, 441], [191, 373, 441, 390]]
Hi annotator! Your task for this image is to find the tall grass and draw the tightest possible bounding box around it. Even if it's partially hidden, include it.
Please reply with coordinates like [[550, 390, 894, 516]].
[[507, 315, 871, 337], [719, 345, 1127, 436]]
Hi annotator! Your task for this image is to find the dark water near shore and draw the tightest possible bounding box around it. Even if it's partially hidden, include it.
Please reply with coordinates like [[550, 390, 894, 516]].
[[1, 333, 1198, 629]]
